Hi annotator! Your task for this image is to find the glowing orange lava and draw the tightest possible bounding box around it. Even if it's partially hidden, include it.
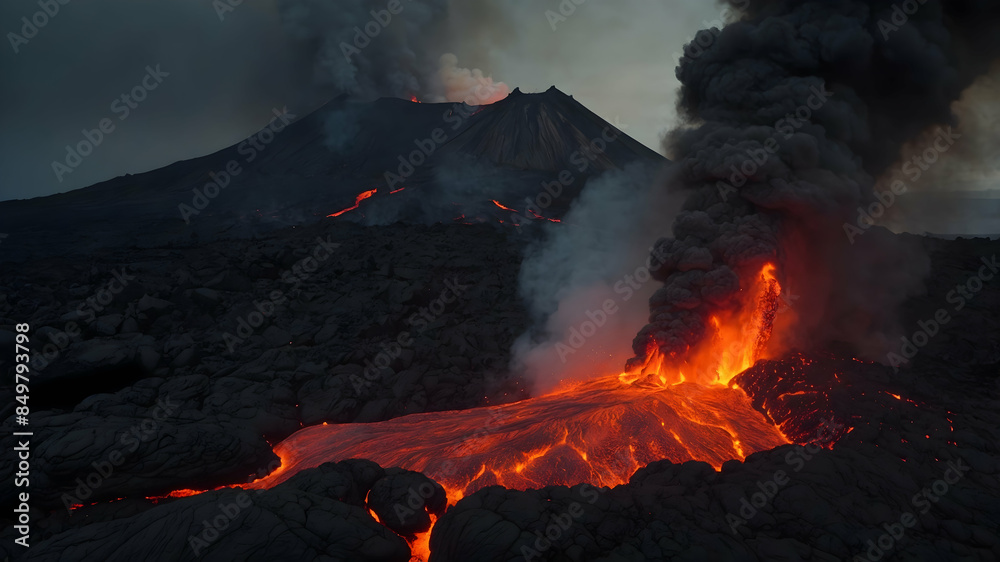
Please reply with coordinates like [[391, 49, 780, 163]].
[[492, 199, 518, 212], [226, 265, 789, 501], [327, 189, 377, 217], [410, 514, 435, 561], [164, 264, 791, 560], [245, 375, 787, 497], [624, 263, 783, 387], [528, 209, 561, 223]]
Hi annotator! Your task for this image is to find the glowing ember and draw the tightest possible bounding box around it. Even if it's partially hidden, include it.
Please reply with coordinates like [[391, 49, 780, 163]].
[[327, 189, 377, 217], [528, 209, 561, 223], [410, 96, 421, 103], [158, 489, 203, 499], [491, 199, 518, 212]]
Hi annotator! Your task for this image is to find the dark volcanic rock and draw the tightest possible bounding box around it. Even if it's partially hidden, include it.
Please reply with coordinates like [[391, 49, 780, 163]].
[[18, 461, 412, 562], [0, 228, 997, 561], [368, 469, 448, 536], [0, 220, 530, 512]]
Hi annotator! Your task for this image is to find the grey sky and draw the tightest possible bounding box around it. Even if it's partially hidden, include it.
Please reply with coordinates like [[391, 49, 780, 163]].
[[1, 0, 995, 202], [0, 0, 732, 201]]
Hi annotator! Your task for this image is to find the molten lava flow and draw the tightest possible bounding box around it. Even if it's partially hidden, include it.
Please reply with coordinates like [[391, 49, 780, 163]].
[[245, 376, 787, 497], [528, 209, 561, 223], [410, 514, 435, 561], [490, 199, 562, 224], [409, 96, 421, 103], [160, 262, 799, 560], [327, 187, 412, 218], [491, 199, 518, 212], [327, 189, 377, 217], [228, 264, 791, 502]]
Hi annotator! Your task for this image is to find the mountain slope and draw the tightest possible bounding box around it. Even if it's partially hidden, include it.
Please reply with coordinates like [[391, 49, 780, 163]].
[[0, 88, 667, 262], [439, 86, 660, 172]]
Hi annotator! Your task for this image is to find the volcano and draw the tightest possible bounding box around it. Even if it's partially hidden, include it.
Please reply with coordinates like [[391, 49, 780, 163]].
[[0, 87, 663, 263], [3, 42, 1000, 562]]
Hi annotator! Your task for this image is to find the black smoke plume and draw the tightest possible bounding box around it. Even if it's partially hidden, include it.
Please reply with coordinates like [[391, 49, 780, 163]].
[[628, 0, 1000, 372]]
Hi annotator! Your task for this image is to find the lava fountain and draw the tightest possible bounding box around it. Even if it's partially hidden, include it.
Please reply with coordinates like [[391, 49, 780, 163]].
[[246, 264, 790, 499]]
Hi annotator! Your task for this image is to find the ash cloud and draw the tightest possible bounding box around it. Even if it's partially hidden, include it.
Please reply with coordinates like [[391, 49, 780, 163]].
[[437, 53, 510, 105], [275, 0, 509, 104], [276, 0, 448, 101], [629, 0, 1000, 371], [275, 0, 512, 154]]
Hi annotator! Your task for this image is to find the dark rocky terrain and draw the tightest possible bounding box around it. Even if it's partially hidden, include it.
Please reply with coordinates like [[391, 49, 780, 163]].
[[1, 86, 998, 561], [1, 225, 997, 561], [0, 219, 532, 508]]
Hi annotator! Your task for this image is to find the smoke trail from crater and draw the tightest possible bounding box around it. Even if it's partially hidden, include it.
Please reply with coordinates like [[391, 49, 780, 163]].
[[276, 0, 509, 103], [628, 0, 1000, 371]]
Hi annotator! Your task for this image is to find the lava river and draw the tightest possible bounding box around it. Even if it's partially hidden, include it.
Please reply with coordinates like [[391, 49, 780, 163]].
[[246, 262, 790, 498], [247, 376, 787, 498], [161, 263, 792, 560]]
